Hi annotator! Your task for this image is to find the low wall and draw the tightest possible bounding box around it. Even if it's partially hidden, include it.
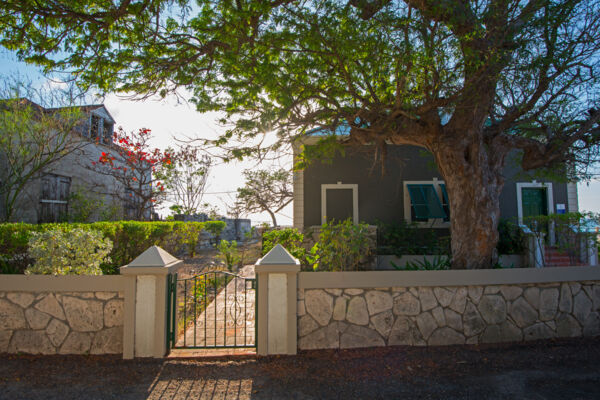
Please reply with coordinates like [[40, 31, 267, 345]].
[[0, 275, 133, 355], [377, 254, 525, 269], [297, 267, 600, 350]]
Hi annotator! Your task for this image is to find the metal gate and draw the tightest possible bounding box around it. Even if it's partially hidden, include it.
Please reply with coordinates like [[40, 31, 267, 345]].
[[166, 271, 257, 350]]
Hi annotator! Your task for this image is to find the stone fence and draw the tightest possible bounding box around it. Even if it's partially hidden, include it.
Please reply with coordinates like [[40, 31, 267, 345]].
[[295, 268, 600, 350], [0, 275, 131, 355], [0, 246, 181, 359]]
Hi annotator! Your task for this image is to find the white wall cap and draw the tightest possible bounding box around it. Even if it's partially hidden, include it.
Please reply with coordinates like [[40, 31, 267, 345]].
[[257, 244, 300, 265], [127, 246, 179, 268]]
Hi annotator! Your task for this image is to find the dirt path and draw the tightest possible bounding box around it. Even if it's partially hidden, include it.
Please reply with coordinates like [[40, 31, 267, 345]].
[[1, 337, 600, 399]]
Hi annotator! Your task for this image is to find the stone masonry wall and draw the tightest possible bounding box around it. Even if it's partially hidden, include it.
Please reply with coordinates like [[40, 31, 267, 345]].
[[297, 282, 600, 350], [0, 291, 124, 355]]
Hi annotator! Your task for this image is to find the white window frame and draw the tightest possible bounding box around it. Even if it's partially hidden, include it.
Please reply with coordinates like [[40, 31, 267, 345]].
[[516, 181, 554, 224], [321, 183, 358, 224], [403, 178, 449, 228]]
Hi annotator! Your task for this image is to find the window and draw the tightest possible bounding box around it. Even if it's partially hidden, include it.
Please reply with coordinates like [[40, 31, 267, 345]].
[[103, 121, 113, 145], [321, 183, 358, 224], [440, 183, 450, 222], [403, 180, 449, 227], [90, 114, 101, 141], [40, 174, 71, 223]]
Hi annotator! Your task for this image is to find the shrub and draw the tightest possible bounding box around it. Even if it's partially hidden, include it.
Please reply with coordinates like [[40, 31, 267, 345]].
[[307, 219, 373, 271], [497, 219, 525, 254], [25, 228, 112, 275], [0, 221, 206, 274], [204, 220, 227, 244], [216, 240, 241, 271], [262, 228, 306, 261], [377, 220, 449, 256]]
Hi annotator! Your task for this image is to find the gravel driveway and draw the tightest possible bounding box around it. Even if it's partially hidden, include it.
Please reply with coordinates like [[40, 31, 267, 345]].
[[1, 337, 599, 399]]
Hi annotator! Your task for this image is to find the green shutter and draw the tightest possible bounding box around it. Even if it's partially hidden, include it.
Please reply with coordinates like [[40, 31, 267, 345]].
[[440, 184, 449, 204], [407, 184, 447, 220]]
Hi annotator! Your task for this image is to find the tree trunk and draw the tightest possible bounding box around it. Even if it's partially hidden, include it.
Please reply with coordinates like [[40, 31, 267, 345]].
[[433, 139, 507, 269], [267, 209, 278, 227]]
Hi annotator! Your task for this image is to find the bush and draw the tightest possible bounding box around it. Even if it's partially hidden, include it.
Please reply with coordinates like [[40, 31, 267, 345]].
[[204, 220, 227, 244], [25, 228, 112, 275], [0, 221, 207, 274], [307, 219, 373, 271], [216, 240, 241, 271], [377, 220, 449, 256], [497, 219, 525, 254], [262, 228, 306, 261]]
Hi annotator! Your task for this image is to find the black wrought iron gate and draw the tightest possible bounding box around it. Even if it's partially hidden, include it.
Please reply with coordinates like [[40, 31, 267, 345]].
[[166, 271, 257, 350]]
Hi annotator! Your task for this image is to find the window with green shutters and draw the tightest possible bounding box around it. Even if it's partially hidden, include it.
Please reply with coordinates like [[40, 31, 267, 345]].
[[406, 184, 447, 222]]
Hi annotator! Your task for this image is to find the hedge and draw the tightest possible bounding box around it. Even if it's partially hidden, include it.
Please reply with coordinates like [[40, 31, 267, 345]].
[[0, 221, 207, 275]]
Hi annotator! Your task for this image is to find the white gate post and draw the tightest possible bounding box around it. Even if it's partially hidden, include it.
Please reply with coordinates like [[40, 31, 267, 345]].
[[255, 244, 300, 355], [120, 246, 182, 358]]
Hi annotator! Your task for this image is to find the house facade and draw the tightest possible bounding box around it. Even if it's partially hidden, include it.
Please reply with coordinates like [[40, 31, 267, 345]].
[[0, 100, 146, 223], [293, 140, 578, 233]]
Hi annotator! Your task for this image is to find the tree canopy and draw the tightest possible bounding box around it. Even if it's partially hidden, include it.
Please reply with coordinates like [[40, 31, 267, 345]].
[[3, 0, 599, 267]]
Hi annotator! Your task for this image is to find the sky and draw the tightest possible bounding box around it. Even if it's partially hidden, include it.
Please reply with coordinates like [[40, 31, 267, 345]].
[[1, 50, 599, 226]]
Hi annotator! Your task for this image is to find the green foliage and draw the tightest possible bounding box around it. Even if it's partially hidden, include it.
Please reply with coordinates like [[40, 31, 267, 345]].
[[216, 240, 241, 271], [25, 228, 112, 275], [392, 255, 451, 271], [307, 219, 373, 271], [497, 219, 526, 255], [204, 220, 226, 244], [0, 221, 206, 274], [261, 228, 306, 262], [377, 220, 449, 256]]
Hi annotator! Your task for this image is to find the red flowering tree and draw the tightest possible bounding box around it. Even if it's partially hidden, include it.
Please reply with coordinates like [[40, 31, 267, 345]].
[[91, 127, 171, 220]]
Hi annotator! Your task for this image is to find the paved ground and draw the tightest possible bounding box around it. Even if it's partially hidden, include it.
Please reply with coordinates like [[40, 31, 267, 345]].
[[1, 337, 600, 399], [177, 265, 256, 349]]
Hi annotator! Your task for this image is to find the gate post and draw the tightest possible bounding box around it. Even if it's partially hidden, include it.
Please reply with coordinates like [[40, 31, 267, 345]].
[[120, 246, 183, 358], [255, 244, 300, 355]]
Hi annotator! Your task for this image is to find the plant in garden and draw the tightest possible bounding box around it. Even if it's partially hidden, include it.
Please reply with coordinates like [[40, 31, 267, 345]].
[[157, 145, 212, 215], [377, 220, 449, 256], [307, 219, 373, 271], [262, 228, 306, 262], [392, 255, 451, 271], [236, 169, 292, 227], [90, 127, 171, 220], [25, 228, 112, 275], [204, 220, 226, 245], [497, 219, 526, 255], [216, 240, 241, 271]]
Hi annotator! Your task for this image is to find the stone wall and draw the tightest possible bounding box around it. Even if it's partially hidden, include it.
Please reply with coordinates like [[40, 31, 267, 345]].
[[297, 282, 600, 350], [0, 291, 124, 355]]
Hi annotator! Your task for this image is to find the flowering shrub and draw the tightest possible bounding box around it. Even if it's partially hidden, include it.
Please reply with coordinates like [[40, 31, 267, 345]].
[[25, 228, 112, 275]]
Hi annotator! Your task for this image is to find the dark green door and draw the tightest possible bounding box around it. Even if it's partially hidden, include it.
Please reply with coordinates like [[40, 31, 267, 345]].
[[522, 188, 548, 218]]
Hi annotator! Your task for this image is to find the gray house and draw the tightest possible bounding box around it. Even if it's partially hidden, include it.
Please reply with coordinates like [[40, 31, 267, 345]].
[[293, 138, 578, 231], [0, 99, 146, 223]]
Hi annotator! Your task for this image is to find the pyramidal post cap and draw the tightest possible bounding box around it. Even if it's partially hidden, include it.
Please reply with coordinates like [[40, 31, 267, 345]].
[[127, 245, 180, 268], [257, 244, 300, 265]]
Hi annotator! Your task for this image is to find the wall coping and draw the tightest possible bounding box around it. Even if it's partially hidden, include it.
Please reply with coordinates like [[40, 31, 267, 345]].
[[0, 274, 129, 292], [298, 266, 600, 289]]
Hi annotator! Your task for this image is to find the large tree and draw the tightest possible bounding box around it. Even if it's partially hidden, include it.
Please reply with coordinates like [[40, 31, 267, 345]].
[[2, 0, 599, 268]]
